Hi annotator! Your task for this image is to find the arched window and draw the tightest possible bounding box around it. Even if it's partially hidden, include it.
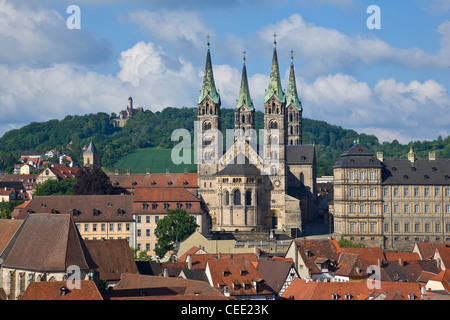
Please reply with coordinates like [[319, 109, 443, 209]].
[[234, 189, 241, 206], [270, 121, 278, 129], [242, 114, 245, 123], [289, 113, 293, 122], [245, 190, 252, 205], [224, 191, 229, 205]]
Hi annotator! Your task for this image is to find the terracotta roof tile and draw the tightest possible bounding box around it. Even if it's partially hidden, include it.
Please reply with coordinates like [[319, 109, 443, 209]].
[[21, 280, 103, 300]]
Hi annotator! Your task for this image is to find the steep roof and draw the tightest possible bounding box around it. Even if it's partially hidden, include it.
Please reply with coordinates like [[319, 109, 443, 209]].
[[291, 238, 341, 275], [12, 195, 134, 222], [83, 239, 139, 282], [286, 145, 316, 165], [198, 42, 220, 105], [333, 144, 383, 169], [286, 55, 302, 111], [207, 257, 274, 296], [108, 172, 198, 189], [264, 43, 285, 104], [415, 242, 450, 260], [0, 219, 23, 254], [1, 213, 97, 272], [215, 153, 260, 176], [236, 58, 254, 111], [110, 273, 226, 300], [281, 278, 423, 300], [84, 141, 98, 154], [256, 259, 296, 293], [21, 280, 103, 300], [382, 158, 450, 185]]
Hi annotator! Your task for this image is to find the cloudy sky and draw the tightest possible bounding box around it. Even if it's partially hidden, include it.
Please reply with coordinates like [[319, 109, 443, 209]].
[[0, 0, 449, 143]]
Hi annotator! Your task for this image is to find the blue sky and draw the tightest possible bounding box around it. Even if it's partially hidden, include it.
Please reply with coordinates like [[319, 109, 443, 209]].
[[0, 0, 449, 144]]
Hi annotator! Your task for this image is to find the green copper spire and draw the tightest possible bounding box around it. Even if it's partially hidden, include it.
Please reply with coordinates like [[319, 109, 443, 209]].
[[264, 36, 285, 104], [236, 53, 254, 111], [198, 41, 220, 105], [286, 52, 302, 111]]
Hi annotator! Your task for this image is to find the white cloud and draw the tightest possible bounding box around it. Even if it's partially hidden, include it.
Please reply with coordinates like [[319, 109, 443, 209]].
[[125, 9, 213, 52], [0, 0, 112, 67], [257, 14, 450, 75]]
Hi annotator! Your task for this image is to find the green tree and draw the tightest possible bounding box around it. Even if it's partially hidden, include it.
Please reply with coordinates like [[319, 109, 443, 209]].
[[154, 208, 198, 259], [338, 238, 364, 248], [33, 178, 76, 196], [72, 166, 115, 195]]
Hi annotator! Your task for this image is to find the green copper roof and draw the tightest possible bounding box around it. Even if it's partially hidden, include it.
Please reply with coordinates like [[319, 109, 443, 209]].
[[264, 45, 285, 104], [198, 44, 220, 105], [236, 59, 254, 111], [286, 57, 302, 111]]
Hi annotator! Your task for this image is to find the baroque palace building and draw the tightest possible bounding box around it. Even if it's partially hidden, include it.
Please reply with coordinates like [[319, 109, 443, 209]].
[[196, 39, 317, 239], [331, 144, 450, 251]]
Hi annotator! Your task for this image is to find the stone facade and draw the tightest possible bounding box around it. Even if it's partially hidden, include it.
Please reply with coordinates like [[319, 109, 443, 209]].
[[332, 145, 450, 251], [196, 42, 316, 238]]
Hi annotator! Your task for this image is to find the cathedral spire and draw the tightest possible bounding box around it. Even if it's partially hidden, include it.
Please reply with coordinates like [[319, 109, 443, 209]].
[[198, 40, 220, 105], [264, 35, 285, 104], [236, 52, 254, 111], [286, 51, 302, 111]]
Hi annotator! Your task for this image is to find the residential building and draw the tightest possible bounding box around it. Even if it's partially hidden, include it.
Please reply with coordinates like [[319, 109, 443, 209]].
[[36, 165, 79, 184], [281, 278, 424, 300], [205, 257, 275, 300], [83, 239, 139, 288], [0, 213, 97, 300], [284, 238, 341, 282], [12, 195, 136, 247], [21, 280, 103, 300], [132, 187, 208, 255], [105, 273, 227, 300], [331, 144, 450, 251], [256, 258, 298, 297]]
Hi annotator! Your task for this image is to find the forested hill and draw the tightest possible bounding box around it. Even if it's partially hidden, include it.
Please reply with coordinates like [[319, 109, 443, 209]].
[[1, 107, 449, 176]]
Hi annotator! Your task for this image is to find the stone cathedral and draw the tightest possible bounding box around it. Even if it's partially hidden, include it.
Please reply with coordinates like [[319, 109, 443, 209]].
[[197, 40, 317, 239]]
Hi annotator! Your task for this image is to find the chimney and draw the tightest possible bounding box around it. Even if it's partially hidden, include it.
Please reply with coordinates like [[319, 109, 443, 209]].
[[163, 268, 169, 278], [127, 169, 131, 175], [408, 147, 416, 163], [377, 151, 383, 162], [166, 168, 170, 174], [146, 168, 151, 175], [184, 168, 189, 174], [187, 255, 192, 270], [399, 258, 403, 267], [378, 258, 382, 268], [429, 152, 436, 161]]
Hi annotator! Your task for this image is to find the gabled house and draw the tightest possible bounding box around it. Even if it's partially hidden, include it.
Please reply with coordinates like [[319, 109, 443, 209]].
[[281, 278, 424, 300], [205, 257, 275, 300], [36, 165, 79, 184], [285, 238, 341, 281], [256, 258, 298, 298], [21, 280, 103, 300], [83, 239, 139, 288], [425, 269, 450, 294], [434, 247, 450, 270], [334, 252, 367, 282], [105, 273, 226, 300], [0, 213, 98, 300], [414, 242, 450, 261]]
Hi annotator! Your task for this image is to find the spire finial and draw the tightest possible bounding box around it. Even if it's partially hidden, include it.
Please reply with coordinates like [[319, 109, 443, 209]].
[[290, 49, 294, 63], [207, 34, 210, 49], [243, 50, 246, 64], [273, 32, 277, 47]]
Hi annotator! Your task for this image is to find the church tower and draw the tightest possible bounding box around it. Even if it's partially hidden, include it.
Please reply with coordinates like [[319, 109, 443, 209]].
[[197, 40, 221, 203], [286, 52, 303, 145], [234, 53, 255, 143], [263, 36, 287, 178], [83, 140, 100, 167]]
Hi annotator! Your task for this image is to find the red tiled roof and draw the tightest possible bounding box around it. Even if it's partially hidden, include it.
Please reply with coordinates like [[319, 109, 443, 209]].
[[436, 247, 450, 269], [21, 280, 103, 300], [281, 278, 423, 300], [384, 252, 420, 262], [179, 253, 258, 270], [207, 258, 273, 297], [84, 239, 139, 282], [341, 247, 385, 269], [108, 173, 198, 189], [416, 242, 450, 260], [0, 219, 23, 253], [292, 238, 341, 275], [109, 273, 226, 300]]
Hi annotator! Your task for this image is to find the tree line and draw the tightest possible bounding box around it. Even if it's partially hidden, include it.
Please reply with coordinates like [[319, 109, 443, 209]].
[[1, 107, 449, 177]]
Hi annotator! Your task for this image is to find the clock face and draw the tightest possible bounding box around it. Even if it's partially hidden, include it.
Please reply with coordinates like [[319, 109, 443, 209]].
[[274, 180, 280, 187]]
